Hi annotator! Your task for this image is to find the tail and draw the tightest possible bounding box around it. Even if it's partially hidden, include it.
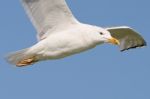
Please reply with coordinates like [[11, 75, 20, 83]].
[[5, 48, 37, 67]]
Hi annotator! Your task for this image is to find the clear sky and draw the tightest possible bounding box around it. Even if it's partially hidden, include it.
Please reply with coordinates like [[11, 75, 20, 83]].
[[0, 0, 150, 99]]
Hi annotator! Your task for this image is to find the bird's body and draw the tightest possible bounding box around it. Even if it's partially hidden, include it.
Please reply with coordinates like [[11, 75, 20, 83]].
[[20, 24, 106, 62], [33, 24, 98, 59], [6, 0, 146, 66]]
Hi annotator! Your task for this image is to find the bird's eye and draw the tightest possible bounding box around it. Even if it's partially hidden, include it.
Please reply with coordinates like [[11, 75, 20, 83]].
[[99, 32, 104, 35]]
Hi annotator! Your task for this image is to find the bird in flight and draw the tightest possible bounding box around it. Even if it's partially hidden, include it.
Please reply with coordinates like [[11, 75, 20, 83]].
[[6, 0, 146, 67]]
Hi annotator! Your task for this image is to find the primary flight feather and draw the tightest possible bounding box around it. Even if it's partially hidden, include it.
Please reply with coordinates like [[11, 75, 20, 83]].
[[6, 0, 146, 66]]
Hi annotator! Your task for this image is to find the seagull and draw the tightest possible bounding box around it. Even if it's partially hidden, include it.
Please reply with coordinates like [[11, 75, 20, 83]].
[[6, 0, 146, 67]]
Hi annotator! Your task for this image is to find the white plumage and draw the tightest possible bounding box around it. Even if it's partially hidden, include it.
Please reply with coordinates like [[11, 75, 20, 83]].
[[6, 0, 146, 66]]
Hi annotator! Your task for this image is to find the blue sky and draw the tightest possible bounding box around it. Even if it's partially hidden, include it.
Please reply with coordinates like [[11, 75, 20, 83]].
[[0, 0, 150, 99]]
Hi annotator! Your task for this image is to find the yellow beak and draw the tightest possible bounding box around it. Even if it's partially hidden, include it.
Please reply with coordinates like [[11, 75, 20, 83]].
[[108, 37, 120, 45]]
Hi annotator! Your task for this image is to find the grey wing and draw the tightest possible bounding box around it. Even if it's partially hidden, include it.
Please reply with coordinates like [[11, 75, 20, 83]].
[[21, 0, 78, 41], [106, 26, 147, 51]]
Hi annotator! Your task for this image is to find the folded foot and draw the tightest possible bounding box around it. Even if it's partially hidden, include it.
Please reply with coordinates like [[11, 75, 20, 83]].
[[16, 56, 37, 67]]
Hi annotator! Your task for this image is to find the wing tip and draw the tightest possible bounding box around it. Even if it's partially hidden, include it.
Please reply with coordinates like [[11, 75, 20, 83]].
[[120, 40, 147, 52]]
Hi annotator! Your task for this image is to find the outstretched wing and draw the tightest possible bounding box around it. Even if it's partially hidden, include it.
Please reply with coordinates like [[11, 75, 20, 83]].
[[106, 26, 147, 51], [21, 0, 78, 40]]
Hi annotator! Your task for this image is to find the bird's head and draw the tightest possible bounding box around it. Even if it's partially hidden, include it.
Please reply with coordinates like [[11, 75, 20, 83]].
[[93, 27, 120, 45]]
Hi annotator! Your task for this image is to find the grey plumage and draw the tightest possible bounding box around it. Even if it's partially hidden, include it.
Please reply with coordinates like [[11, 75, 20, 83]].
[[106, 26, 146, 51]]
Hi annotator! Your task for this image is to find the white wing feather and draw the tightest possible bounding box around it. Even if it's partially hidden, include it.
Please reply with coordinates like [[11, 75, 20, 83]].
[[21, 0, 78, 40]]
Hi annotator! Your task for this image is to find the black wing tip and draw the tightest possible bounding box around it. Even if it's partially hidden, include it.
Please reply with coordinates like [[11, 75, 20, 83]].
[[120, 40, 147, 52]]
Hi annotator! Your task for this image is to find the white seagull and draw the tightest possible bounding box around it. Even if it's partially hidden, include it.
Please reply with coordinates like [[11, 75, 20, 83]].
[[6, 0, 146, 67]]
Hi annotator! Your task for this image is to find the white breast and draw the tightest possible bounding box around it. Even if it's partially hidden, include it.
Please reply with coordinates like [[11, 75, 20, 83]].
[[29, 25, 98, 60]]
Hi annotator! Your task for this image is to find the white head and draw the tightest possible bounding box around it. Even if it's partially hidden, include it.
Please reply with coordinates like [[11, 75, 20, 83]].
[[90, 26, 120, 45]]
